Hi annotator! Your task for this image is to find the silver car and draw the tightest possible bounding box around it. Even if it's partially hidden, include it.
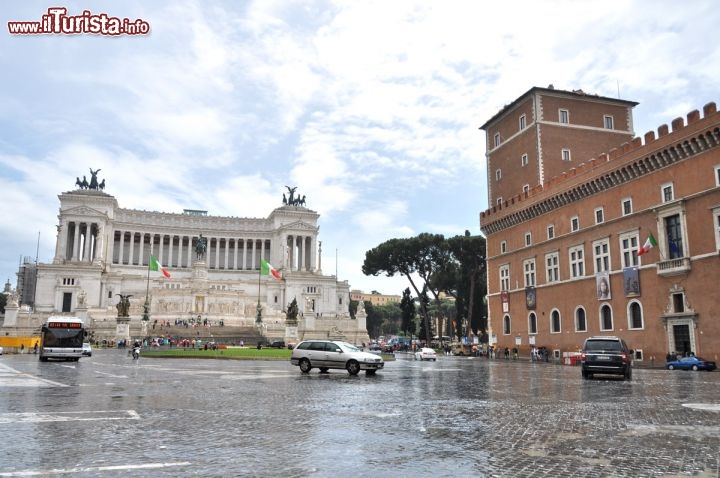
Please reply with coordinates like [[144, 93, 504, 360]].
[[291, 340, 384, 375]]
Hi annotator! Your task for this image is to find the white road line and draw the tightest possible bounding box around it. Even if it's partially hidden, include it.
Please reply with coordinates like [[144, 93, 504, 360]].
[[0, 410, 140, 424], [0, 363, 67, 387], [93, 370, 128, 379], [0, 461, 191, 477]]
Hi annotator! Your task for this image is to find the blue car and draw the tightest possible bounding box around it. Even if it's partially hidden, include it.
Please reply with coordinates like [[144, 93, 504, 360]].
[[666, 356, 716, 371]]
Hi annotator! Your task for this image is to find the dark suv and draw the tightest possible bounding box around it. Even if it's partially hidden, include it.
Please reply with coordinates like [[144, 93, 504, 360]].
[[580, 336, 633, 380]]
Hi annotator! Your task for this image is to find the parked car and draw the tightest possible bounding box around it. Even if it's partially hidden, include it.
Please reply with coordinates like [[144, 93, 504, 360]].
[[269, 340, 286, 349], [580, 336, 633, 380], [290, 340, 384, 375], [82, 343, 92, 357], [414, 347, 438, 361], [666, 356, 716, 371]]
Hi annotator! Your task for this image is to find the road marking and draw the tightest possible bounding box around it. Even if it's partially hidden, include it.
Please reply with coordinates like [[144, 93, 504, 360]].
[[93, 370, 127, 379], [682, 403, 720, 412], [0, 363, 67, 388], [0, 410, 140, 424], [0, 461, 191, 476]]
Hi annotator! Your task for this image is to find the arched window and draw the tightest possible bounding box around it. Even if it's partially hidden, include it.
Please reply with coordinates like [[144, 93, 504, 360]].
[[600, 304, 613, 331], [503, 315, 511, 335], [551, 309, 561, 333], [628, 301, 643, 329], [575, 307, 587, 332], [529, 312, 537, 334]]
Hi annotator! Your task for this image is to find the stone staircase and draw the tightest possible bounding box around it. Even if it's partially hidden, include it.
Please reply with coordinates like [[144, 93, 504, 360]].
[[144, 324, 267, 345]]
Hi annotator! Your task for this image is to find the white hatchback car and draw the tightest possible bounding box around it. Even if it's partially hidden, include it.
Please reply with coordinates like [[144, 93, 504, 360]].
[[291, 340, 384, 375], [414, 347, 438, 361]]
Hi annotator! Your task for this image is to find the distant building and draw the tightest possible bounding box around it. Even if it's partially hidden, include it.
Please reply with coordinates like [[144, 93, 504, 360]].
[[350, 290, 401, 306], [480, 86, 720, 362]]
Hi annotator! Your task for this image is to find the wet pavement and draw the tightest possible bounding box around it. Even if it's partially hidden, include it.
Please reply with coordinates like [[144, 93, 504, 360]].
[[0, 350, 718, 477]]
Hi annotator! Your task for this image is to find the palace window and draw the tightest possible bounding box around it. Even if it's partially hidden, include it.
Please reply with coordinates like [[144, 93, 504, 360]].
[[521, 154, 528, 167], [496, 169, 502, 181], [500, 264, 510, 291], [528, 312, 538, 334], [525, 232, 532, 246], [628, 301, 644, 330], [494, 133, 501, 147], [622, 198, 633, 216], [664, 214, 684, 259], [500, 240, 507, 254], [562, 149, 571, 161], [571, 216, 579, 232], [569, 245, 585, 278], [575, 307, 587, 332], [559, 109, 569, 124], [547, 224, 555, 240], [519, 114, 526, 130], [545, 252, 559, 283], [619, 232, 639, 268], [595, 207, 604, 224], [604, 115, 614, 129], [593, 239, 610, 273], [523, 259, 536, 287], [503, 315, 511, 335], [600, 304, 613, 331], [662, 183, 674, 202], [551, 310, 561, 333]]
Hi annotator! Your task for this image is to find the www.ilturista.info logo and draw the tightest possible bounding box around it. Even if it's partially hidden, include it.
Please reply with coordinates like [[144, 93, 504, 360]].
[[8, 7, 150, 36]]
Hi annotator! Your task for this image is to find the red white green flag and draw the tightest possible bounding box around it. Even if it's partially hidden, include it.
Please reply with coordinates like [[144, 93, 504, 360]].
[[260, 259, 282, 280], [149, 255, 171, 278], [637, 233, 657, 256]]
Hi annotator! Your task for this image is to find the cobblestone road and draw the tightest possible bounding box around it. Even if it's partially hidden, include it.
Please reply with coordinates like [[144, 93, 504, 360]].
[[0, 350, 718, 477]]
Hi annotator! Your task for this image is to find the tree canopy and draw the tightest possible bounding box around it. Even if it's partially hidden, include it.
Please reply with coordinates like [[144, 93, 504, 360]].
[[362, 232, 486, 342]]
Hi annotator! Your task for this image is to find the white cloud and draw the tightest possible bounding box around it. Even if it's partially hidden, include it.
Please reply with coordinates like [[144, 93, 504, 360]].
[[0, 0, 718, 294]]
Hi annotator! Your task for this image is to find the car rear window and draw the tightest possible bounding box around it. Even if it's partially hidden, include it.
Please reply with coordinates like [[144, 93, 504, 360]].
[[584, 340, 623, 352]]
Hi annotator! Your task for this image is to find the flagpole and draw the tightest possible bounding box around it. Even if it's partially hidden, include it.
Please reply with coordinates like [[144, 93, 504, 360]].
[[143, 254, 151, 322], [256, 261, 262, 323]]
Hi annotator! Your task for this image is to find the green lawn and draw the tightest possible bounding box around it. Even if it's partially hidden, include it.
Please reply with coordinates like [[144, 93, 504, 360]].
[[141, 346, 291, 360]]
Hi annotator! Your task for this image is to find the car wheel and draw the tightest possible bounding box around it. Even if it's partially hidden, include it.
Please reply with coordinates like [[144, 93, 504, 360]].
[[668, 364, 675, 370], [692, 365, 699, 371], [346, 360, 360, 376], [581, 370, 589, 379], [299, 358, 312, 373], [366, 370, 376, 376], [433, 358, 437, 361]]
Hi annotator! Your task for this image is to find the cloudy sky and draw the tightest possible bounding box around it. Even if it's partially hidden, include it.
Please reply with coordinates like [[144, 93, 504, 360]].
[[1, 0, 718, 296]]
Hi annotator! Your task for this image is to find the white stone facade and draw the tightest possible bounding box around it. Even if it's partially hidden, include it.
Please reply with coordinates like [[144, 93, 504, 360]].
[[20, 188, 369, 344]]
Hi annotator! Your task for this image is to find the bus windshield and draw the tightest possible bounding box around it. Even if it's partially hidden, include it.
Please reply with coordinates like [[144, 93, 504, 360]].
[[42, 328, 84, 348]]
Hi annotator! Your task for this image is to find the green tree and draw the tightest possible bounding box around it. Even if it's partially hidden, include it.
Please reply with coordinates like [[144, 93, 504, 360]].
[[362, 233, 449, 345], [446, 231, 487, 339], [399, 288, 416, 336]]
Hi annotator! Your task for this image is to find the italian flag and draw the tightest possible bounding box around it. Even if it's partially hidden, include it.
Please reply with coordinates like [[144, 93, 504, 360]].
[[149, 255, 171, 278], [260, 259, 282, 280], [637, 233, 657, 256]]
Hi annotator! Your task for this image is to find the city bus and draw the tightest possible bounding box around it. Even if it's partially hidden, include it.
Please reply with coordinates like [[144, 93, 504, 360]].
[[39, 317, 86, 362]]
